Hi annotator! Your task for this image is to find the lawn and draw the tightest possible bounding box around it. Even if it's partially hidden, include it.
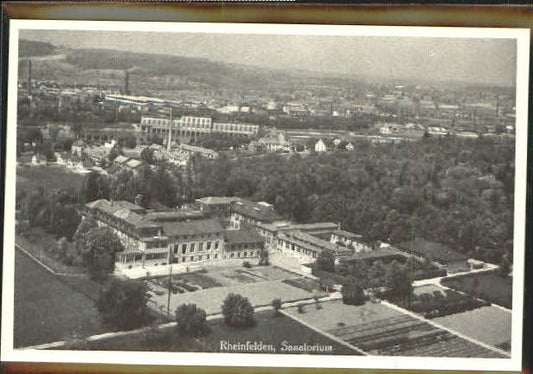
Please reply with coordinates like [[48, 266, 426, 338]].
[[433, 306, 512, 349], [16, 164, 87, 195], [13, 250, 106, 347], [441, 272, 512, 309], [65, 310, 359, 355]]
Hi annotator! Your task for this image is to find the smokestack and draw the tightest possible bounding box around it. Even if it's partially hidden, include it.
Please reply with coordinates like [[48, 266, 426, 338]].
[[28, 59, 32, 96], [124, 71, 130, 95]]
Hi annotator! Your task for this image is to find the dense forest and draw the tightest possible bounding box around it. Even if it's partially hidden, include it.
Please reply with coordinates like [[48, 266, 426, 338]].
[[190, 136, 514, 264]]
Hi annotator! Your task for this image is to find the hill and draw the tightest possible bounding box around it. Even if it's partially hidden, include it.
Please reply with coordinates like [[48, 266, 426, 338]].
[[19, 39, 56, 57]]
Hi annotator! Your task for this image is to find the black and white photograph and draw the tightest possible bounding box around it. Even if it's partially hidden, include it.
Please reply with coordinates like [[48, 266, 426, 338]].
[[1, 20, 529, 371]]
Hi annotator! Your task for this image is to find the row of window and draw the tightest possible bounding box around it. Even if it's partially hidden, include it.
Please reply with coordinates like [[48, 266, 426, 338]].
[[172, 250, 257, 263], [278, 240, 318, 259], [172, 240, 221, 255]]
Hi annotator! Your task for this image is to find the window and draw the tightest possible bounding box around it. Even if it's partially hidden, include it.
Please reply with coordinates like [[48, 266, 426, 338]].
[[190, 243, 195, 252], [214, 254, 218, 259], [230, 253, 234, 258], [214, 241, 219, 250], [181, 244, 187, 254], [191, 256, 195, 262], [207, 254, 210, 260], [207, 242, 211, 251], [199, 242, 204, 251], [244, 252, 247, 257], [199, 255, 203, 261]]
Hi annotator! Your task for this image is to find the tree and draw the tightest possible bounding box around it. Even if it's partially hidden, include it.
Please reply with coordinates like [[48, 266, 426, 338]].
[[82, 171, 110, 203], [221, 293, 255, 328], [108, 143, 122, 162], [341, 276, 366, 306], [498, 254, 511, 277], [316, 249, 335, 273], [97, 278, 153, 330], [81, 226, 124, 280], [258, 248, 269, 266], [141, 147, 156, 164], [385, 260, 412, 305], [175, 303, 209, 337], [122, 134, 137, 149], [271, 298, 282, 316]]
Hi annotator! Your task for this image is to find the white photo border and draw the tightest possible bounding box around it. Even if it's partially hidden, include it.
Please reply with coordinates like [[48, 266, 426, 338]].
[[1, 19, 529, 372]]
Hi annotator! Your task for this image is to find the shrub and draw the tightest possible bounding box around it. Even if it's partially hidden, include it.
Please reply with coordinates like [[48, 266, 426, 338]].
[[243, 261, 252, 268], [221, 293, 255, 328], [175, 303, 209, 337]]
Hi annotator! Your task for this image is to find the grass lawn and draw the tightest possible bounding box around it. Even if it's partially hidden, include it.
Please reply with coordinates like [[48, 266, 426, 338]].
[[67, 310, 359, 355], [17, 164, 86, 195], [13, 250, 106, 347], [433, 306, 512, 349], [441, 272, 512, 309]]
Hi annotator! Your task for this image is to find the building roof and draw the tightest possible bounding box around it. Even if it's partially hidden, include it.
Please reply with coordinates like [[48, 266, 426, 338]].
[[145, 209, 208, 222], [180, 143, 218, 155], [161, 218, 224, 237], [125, 159, 143, 169], [224, 227, 264, 246], [278, 231, 351, 256], [196, 196, 241, 206], [257, 221, 338, 233], [342, 247, 405, 262], [85, 199, 158, 229], [114, 155, 130, 164], [231, 200, 283, 222], [398, 238, 468, 263]]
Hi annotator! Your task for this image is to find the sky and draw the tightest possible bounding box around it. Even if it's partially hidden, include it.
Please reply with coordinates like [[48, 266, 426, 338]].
[[20, 29, 517, 87]]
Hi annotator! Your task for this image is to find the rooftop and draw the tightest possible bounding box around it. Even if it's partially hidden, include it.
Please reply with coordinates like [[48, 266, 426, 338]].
[[86, 200, 158, 229], [278, 231, 352, 256], [161, 218, 224, 237], [231, 199, 283, 222], [224, 227, 265, 246], [145, 209, 208, 222], [196, 196, 241, 206], [398, 238, 468, 263], [342, 247, 405, 262]]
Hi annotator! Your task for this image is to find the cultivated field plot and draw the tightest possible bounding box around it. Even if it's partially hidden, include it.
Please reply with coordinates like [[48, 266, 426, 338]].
[[146, 272, 223, 296], [62, 310, 360, 355], [205, 265, 303, 287], [433, 306, 512, 350], [13, 250, 105, 347], [150, 279, 315, 315], [284, 300, 506, 358], [16, 164, 86, 194]]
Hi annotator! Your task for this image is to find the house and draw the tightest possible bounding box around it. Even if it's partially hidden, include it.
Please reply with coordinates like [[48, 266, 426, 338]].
[[330, 230, 372, 253], [314, 139, 327, 153], [71, 139, 86, 157], [276, 231, 352, 264], [255, 221, 339, 250], [179, 144, 219, 159], [162, 218, 225, 264], [113, 155, 130, 166], [257, 131, 290, 152], [85, 199, 169, 267], [345, 142, 355, 151], [398, 238, 469, 273], [125, 159, 143, 173], [31, 153, 47, 166], [230, 199, 283, 230], [195, 196, 241, 218], [224, 227, 265, 259]]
